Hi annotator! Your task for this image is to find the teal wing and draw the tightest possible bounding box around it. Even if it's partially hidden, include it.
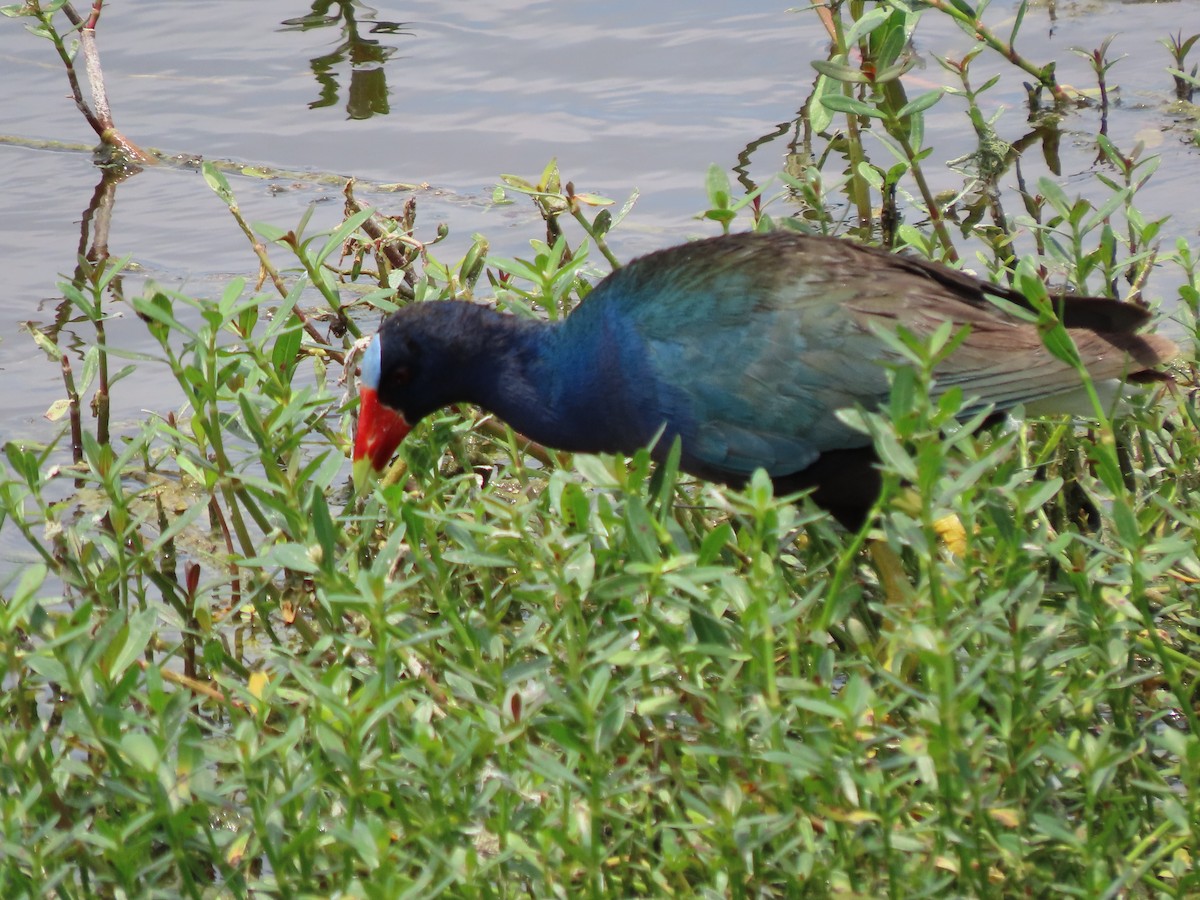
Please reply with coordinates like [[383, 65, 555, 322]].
[[587, 230, 1172, 480]]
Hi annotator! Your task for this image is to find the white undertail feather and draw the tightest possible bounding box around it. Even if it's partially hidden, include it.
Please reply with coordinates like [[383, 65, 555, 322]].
[[1020, 378, 1147, 419]]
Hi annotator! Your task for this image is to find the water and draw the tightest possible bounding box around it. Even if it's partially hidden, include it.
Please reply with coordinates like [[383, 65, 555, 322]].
[[1, 0, 1198, 573]]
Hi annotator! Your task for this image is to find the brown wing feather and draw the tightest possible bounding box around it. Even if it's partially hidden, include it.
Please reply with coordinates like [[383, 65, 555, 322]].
[[791, 235, 1178, 411]]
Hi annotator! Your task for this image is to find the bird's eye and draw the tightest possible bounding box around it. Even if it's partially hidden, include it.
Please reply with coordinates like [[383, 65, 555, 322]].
[[389, 365, 413, 389]]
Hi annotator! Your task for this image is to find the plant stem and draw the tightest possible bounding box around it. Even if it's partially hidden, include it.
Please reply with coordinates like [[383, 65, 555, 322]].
[[920, 0, 1068, 103]]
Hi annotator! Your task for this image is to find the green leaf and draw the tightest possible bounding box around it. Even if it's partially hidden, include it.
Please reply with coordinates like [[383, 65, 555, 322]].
[[442, 548, 514, 567], [889, 366, 918, 423], [610, 188, 640, 231], [23, 323, 64, 362], [499, 173, 536, 192], [1083, 187, 1130, 233], [571, 192, 613, 207], [315, 207, 375, 268], [255, 222, 289, 242], [690, 607, 731, 648], [1037, 176, 1072, 217], [809, 74, 834, 133], [539, 157, 561, 192], [270, 317, 304, 378], [121, 733, 160, 772], [843, 7, 890, 47], [201, 160, 234, 206], [856, 162, 884, 190], [624, 498, 660, 563], [872, 57, 917, 84], [1089, 440, 1126, 496], [43, 398, 70, 421], [897, 88, 945, 118], [1, 562, 47, 632], [5, 439, 43, 485], [310, 489, 337, 572], [697, 522, 733, 566], [133, 292, 196, 341], [705, 163, 732, 210], [1009, 0, 1028, 44], [874, 428, 918, 480], [251, 543, 322, 574], [820, 93, 880, 117], [811, 58, 873, 84], [1038, 322, 1083, 369], [107, 609, 158, 681]]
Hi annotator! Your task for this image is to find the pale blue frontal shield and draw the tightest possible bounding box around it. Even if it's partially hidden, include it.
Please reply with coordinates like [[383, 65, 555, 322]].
[[361, 333, 382, 390]]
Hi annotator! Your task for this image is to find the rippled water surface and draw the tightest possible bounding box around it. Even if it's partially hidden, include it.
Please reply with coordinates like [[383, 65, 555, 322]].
[[2, 0, 1198, 571]]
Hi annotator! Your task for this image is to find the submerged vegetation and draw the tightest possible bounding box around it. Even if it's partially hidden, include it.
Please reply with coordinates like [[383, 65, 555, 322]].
[[2, 0, 1200, 896]]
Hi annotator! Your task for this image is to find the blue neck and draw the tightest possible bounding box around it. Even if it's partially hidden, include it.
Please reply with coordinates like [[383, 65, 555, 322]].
[[471, 302, 664, 455]]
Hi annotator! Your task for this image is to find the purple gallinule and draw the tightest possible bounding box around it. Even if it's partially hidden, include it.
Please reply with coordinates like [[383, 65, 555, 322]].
[[352, 231, 1175, 526]]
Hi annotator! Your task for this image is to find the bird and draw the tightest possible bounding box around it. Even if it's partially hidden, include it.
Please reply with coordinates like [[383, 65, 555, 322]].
[[352, 230, 1175, 528]]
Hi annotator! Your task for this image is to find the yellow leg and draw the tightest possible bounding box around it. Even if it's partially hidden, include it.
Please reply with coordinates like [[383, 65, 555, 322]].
[[933, 513, 968, 557], [870, 539, 914, 606]]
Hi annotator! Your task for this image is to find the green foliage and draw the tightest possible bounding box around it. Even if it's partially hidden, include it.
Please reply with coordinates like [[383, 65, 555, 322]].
[[1160, 30, 1199, 101], [2, 2, 1200, 897]]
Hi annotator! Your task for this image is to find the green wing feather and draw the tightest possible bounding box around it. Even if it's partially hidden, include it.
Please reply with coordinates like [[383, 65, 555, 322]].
[[585, 231, 1173, 480]]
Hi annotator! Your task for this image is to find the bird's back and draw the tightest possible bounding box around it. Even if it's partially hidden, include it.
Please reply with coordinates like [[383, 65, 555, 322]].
[[574, 231, 1174, 494]]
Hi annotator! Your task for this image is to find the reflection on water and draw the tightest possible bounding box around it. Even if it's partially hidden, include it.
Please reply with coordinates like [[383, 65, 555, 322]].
[[281, 1, 413, 119]]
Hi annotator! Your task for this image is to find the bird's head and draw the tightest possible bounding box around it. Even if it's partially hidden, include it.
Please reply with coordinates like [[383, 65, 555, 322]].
[[352, 331, 411, 491], [352, 315, 455, 491], [352, 300, 540, 491]]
